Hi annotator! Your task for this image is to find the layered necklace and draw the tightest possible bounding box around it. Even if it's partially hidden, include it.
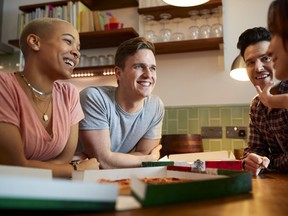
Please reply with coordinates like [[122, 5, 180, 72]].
[[20, 73, 52, 122]]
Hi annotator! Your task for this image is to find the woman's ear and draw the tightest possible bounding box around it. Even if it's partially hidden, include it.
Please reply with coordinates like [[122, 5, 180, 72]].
[[26, 34, 40, 51]]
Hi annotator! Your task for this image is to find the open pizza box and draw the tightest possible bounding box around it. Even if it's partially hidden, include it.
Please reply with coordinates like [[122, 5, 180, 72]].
[[143, 151, 242, 171], [0, 165, 118, 212], [72, 166, 252, 207], [0, 164, 52, 179], [168, 150, 236, 161]]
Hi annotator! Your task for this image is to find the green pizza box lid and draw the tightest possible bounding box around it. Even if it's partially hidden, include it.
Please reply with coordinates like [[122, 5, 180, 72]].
[[131, 169, 252, 207], [0, 175, 117, 211]]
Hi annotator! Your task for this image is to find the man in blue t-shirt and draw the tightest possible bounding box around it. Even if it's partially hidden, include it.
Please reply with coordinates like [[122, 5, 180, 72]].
[[78, 37, 165, 169]]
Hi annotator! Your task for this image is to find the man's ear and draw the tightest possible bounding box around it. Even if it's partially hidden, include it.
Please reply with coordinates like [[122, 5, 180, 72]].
[[26, 34, 40, 51], [115, 66, 120, 77]]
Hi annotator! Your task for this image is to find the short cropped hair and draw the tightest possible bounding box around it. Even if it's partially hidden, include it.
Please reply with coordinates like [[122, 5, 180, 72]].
[[237, 27, 271, 59], [19, 18, 70, 57], [115, 37, 155, 70]]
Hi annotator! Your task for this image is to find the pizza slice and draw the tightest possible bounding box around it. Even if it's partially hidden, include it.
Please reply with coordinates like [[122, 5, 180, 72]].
[[97, 178, 131, 195], [97, 177, 192, 196]]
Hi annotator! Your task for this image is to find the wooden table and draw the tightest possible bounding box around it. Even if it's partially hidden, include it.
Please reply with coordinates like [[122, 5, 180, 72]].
[[81, 172, 288, 216], [8, 172, 288, 216]]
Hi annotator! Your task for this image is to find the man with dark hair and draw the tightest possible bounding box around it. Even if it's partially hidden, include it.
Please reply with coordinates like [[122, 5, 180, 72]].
[[237, 27, 288, 175], [78, 37, 164, 169]]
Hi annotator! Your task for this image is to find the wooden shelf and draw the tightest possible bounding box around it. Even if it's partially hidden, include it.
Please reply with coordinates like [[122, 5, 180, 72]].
[[138, 0, 222, 20], [11, 0, 224, 77], [81, 0, 138, 10], [9, 35, 223, 55], [79, 28, 139, 49], [18, 0, 138, 12], [18, 0, 66, 12], [8, 28, 139, 50], [73, 65, 115, 77], [154, 37, 223, 55]]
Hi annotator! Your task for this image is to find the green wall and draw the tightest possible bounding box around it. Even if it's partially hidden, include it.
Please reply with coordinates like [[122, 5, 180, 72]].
[[162, 105, 250, 152]]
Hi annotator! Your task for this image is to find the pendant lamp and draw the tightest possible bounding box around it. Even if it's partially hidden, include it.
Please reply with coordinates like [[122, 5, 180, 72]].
[[162, 0, 209, 7], [230, 55, 249, 81]]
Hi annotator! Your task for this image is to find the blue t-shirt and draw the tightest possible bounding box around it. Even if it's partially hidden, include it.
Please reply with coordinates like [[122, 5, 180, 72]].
[[79, 86, 164, 153]]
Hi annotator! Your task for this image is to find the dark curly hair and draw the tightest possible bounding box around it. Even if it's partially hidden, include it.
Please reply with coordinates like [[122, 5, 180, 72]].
[[237, 27, 271, 59]]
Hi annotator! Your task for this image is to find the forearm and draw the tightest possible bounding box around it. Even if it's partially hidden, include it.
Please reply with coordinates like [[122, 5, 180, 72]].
[[24, 160, 74, 178], [269, 153, 288, 172], [265, 94, 288, 108], [99, 152, 156, 169]]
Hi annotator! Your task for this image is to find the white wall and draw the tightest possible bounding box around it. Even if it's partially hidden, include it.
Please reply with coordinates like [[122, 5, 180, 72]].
[[223, 0, 272, 72], [2, 0, 273, 106]]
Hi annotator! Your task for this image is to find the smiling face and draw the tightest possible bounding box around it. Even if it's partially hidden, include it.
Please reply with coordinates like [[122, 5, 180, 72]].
[[266, 34, 288, 80], [116, 49, 156, 100], [34, 20, 81, 80], [244, 41, 274, 90]]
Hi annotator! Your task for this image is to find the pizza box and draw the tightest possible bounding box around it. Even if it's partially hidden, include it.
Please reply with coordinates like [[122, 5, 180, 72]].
[[0, 165, 52, 179], [72, 166, 171, 182], [168, 150, 236, 161], [142, 159, 243, 171], [131, 169, 252, 207], [144, 151, 242, 171], [72, 166, 252, 207], [72, 167, 173, 211], [0, 175, 118, 211]]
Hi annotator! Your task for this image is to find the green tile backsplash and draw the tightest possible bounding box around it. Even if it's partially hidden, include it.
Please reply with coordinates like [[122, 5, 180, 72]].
[[162, 105, 250, 152]]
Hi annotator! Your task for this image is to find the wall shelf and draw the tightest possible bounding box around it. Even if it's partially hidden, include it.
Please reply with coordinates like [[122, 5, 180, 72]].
[[8, 28, 139, 50], [154, 37, 223, 55], [81, 0, 138, 10], [18, 0, 67, 12], [9, 0, 223, 77], [138, 0, 222, 20], [18, 0, 138, 12], [73, 65, 115, 78], [79, 28, 139, 49]]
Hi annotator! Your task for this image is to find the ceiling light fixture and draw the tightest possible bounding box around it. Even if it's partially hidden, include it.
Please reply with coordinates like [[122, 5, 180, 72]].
[[230, 55, 249, 81], [162, 0, 209, 7]]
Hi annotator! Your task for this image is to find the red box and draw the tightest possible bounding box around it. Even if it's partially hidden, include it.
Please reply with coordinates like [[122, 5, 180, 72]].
[[205, 160, 243, 171]]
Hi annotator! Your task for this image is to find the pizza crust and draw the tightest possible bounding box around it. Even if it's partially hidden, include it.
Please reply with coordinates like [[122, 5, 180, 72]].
[[97, 178, 131, 195], [97, 177, 192, 195]]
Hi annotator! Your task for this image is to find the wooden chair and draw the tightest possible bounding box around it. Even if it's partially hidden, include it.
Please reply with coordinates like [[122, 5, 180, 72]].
[[160, 134, 203, 158]]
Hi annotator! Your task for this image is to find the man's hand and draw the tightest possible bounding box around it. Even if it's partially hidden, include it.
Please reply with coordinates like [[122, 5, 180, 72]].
[[149, 144, 162, 161], [243, 153, 270, 176]]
